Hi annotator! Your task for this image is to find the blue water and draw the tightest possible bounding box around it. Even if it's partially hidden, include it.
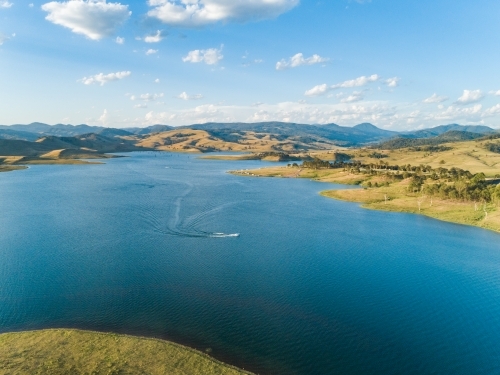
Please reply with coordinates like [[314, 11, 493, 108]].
[[1, 152, 500, 374]]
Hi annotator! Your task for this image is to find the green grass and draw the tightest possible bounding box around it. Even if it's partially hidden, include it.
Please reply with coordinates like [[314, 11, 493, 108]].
[[0, 329, 254, 375]]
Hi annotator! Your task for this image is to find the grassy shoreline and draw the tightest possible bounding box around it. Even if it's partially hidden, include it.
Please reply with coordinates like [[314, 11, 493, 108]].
[[230, 166, 500, 234], [0, 165, 28, 173], [0, 329, 254, 375]]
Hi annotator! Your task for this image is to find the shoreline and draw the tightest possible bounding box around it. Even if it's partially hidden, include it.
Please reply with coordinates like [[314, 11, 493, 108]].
[[230, 166, 500, 234], [0, 328, 254, 375]]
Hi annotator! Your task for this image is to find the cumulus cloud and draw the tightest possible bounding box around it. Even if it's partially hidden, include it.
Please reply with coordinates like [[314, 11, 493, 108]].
[[41, 0, 131, 40], [489, 90, 500, 96], [332, 74, 380, 89], [183, 46, 223, 65], [130, 93, 164, 102], [115, 36, 124, 44], [484, 104, 500, 116], [154, 78, 160, 83], [341, 91, 364, 103], [147, 0, 298, 27], [134, 103, 148, 109], [146, 48, 158, 55], [423, 93, 448, 103], [305, 75, 380, 97], [144, 29, 166, 43], [385, 77, 400, 87], [0, 1, 13, 8], [99, 109, 109, 125], [79, 70, 131, 85], [455, 89, 484, 105], [305, 84, 330, 97], [276, 53, 329, 70], [426, 104, 483, 122], [142, 101, 397, 127], [177, 92, 203, 100]]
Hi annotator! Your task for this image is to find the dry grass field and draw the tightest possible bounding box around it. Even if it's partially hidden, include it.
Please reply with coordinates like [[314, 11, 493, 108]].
[[0, 329, 253, 375], [135, 129, 335, 153], [231, 139, 500, 233], [344, 140, 500, 176]]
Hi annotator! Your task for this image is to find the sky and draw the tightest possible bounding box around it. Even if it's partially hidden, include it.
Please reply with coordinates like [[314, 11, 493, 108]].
[[1, 0, 500, 130]]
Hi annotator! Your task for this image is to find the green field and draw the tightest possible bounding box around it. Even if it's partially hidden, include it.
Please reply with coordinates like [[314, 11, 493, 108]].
[[0, 329, 253, 375]]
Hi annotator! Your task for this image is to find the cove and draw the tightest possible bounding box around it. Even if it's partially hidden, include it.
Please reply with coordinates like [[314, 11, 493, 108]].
[[1, 152, 500, 375]]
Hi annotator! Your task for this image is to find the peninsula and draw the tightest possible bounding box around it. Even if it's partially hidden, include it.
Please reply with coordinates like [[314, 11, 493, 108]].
[[0, 329, 253, 375], [230, 136, 500, 233]]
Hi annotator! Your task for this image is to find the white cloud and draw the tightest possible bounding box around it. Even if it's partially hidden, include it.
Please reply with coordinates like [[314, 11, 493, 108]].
[[99, 109, 109, 125], [305, 75, 380, 97], [29, 2, 34, 7], [144, 30, 166, 43], [426, 104, 483, 122], [276, 53, 329, 70], [115, 36, 124, 44], [130, 93, 164, 102], [456, 89, 484, 105], [147, 0, 298, 27], [0, 34, 10, 45], [41, 0, 131, 40], [154, 78, 160, 83], [79, 70, 131, 85], [183, 46, 223, 65], [146, 48, 158, 55], [177, 92, 203, 100], [484, 104, 500, 116], [385, 77, 400, 88], [142, 101, 396, 127], [134, 103, 148, 109], [423, 93, 448, 103], [489, 90, 500, 96], [332, 74, 380, 89], [305, 84, 330, 97], [0, 1, 13, 8], [341, 91, 364, 103]]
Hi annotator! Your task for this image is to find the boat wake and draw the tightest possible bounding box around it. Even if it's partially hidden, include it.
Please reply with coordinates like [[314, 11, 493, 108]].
[[136, 180, 241, 239], [210, 233, 240, 238]]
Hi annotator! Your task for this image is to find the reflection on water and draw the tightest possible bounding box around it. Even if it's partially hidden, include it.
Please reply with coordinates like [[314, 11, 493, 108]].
[[1, 152, 500, 375]]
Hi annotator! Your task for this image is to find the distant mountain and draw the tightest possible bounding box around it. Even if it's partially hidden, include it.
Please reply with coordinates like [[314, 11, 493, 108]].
[[0, 123, 108, 138], [97, 128, 134, 137], [376, 130, 485, 150], [121, 125, 175, 135], [0, 129, 41, 142], [0, 122, 497, 147], [182, 121, 398, 145], [36, 133, 146, 153], [403, 124, 495, 139]]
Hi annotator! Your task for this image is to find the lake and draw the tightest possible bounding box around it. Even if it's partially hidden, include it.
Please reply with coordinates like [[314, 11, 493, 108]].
[[1, 152, 500, 375]]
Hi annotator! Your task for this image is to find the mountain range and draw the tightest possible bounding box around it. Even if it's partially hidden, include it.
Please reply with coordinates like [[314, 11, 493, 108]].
[[0, 122, 496, 146]]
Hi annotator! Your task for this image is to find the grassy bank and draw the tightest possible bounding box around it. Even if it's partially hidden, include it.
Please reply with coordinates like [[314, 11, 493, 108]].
[[0, 165, 28, 173], [231, 166, 500, 233], [0, 329, 254, 375]]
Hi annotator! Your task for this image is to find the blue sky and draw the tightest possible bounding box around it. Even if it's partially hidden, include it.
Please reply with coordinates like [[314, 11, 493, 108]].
[[1, 0, 500, 129]]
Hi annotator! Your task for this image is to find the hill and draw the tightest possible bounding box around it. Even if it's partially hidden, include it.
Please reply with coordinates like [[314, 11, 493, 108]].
[[0, 122, 497, 146], [402, 124, 495, 139], [134, 128, 337, 152], [375, 130, 485, 150]]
